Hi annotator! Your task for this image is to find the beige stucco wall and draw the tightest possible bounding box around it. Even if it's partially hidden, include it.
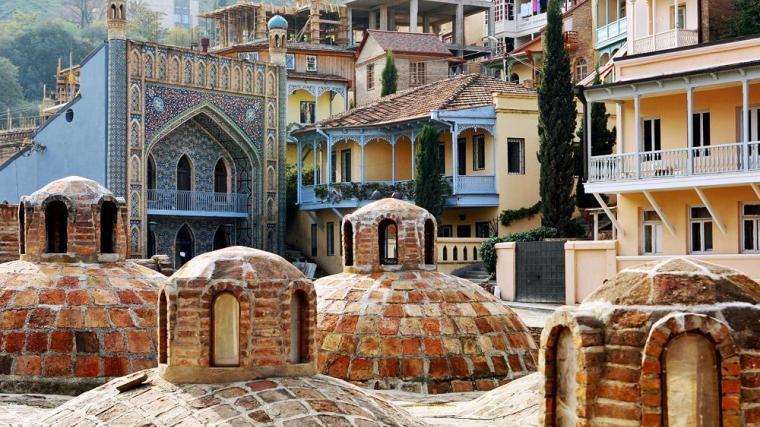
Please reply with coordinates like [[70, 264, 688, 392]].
[[289, 209, 345, 275], [287, 89, 346, 126]]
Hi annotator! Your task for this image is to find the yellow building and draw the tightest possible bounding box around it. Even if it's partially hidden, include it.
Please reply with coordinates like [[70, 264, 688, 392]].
[[291, 74, 543, 274], [574, 35, 760, 294]]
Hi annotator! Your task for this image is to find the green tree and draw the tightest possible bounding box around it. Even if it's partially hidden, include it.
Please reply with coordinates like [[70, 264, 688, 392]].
[[537, 0, 577, 235], [414, 123, 444, 218], [721, 0, 760, 38], [380, 50, 398, 97], [0, 21, 93, 101], [0, 58, 25, 111], [127, 0, 167, 43], [575, 70, 616, 208]]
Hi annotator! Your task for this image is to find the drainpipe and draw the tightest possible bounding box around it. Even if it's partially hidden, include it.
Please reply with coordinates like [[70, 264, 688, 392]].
[[574, 86, 589, 181]]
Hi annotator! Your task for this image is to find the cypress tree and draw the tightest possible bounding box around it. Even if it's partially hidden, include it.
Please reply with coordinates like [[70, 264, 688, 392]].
[[575, 68, 616, 208], [414, 124, 444, 218], [381, 50, 398, 97], [537, 0, 577, 235]]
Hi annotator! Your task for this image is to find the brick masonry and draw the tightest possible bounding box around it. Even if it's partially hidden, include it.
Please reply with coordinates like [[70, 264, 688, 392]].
[[539, 258, 760, 427], [0, 204, 19, 264]]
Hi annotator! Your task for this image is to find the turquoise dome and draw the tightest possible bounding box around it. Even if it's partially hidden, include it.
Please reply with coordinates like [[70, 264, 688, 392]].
[[267, 15, 288, 30]]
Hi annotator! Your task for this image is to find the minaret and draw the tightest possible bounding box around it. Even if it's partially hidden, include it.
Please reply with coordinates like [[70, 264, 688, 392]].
[[106, 0, 127, 40], [267, 15, 288, 67]]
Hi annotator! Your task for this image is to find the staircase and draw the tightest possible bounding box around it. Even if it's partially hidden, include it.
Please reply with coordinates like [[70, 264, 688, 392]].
[[451, 262, 490, 284]]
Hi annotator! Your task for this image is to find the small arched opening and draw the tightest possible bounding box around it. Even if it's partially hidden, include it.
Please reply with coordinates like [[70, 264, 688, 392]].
[[159, 290, 168, 364], [664, 333, 720, 427], [343, 220, 354, 266], [554, 327, 578, 426], [147, 230, 157, 258], [378, 219, 398, 265], [147, 155, 157, 190], [175, 224, 194, 267], [289, 289, 310, 364], [176, 155, 192, 192], [214, 159, 228, 193], [424, 219, 435, 264], [212, 292, 240, 367], [213, 225, 229, 250], [510, 73, 520, 83], [18, 203, 25, 255], [100, 201, 118, 253], [45, 200, 68, 253]]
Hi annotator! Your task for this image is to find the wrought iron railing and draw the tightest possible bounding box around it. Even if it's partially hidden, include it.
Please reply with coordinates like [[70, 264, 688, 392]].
[[146, 189, 248, 214]]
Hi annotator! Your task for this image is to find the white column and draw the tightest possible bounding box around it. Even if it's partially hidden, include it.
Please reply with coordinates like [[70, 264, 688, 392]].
[[673, 0, 678, 46], [587, 101, 593, 168], [616, 101, 624, 154], [455, 3, 464, 55], [487, 4, 495, 38], [327, 137, 333, 185], [630, 0, 636, 53], [634, 94, 641, 179], [605, 0, 609, 27], [297, 141, 303, 203], [743, 79, 750, 169], [379, 6, 388, 31], [410, 0, 419, 32], [314, 92, 319, 123], [491, 133, 496, 174], [312, 140, 318, 184], [687, 86, 693, 175], [361, 138, 366, 183], [452, 126, 459, 194], [392, 138, 396, 183], [651, 0, 656, 38], [369, 10, 376, 29], [347, 8, 353, 45]]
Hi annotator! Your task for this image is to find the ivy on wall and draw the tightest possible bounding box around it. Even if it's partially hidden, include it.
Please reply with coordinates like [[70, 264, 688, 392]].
[[499, 201, 542, 227]]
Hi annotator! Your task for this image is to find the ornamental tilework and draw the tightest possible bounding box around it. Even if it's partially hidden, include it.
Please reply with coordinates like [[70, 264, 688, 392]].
[[148, 120, 244, 194], [107, 39, 128, 197], [149, 217, 239, 260], [143, 84, 264, 146]]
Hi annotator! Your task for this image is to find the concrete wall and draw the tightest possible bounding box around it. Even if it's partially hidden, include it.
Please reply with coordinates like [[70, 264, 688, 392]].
[[564, 240, 617, 304], [0, 46, 108, 202]]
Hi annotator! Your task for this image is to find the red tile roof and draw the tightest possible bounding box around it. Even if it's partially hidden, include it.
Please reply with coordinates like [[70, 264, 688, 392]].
[[365, 30, 453, 57], [297, 74, 535, 131]]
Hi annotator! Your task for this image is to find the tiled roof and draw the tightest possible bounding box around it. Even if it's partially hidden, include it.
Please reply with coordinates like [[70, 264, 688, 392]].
[[288, 71, 349, 83], [367, 30, 453, 56], [301, 74, 535, 130]]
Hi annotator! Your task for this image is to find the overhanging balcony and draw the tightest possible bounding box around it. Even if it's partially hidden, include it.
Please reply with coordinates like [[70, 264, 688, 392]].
[[596, 16, 627, 48], [587, 142, 760, 192], [632, 28, 698, 54], [147, 189, 249, 218]]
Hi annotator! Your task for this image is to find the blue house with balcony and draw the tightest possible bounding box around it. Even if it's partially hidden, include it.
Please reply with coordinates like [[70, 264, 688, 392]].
[[0, 2, 288, 267]]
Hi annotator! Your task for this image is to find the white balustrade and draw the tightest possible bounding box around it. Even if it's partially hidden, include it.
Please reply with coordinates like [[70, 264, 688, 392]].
[[147, 189, 247, 214], [633, 29, 698, 54], [437, 237, 486, 264], [596, 16, 627, 45], [454, 175, 497, 194], [589, 142, 760, 183]]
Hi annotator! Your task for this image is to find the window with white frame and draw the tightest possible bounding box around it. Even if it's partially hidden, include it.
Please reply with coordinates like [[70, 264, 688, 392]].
[[367, 64, 375, 90], [670, 5, 686, 29], [742, 204, 760, 253], [507, 138, 525, 174], [473, 135, 486, 170], [410, 62, 426, 86], [641, 210, 663, 255], [574, 58, 588, 82], [692, 111, 711, 155], [306, 55, 318, 72], [326, 222, 335, 256], [690, 207, 713, 254], [643, 118, 662, 152]]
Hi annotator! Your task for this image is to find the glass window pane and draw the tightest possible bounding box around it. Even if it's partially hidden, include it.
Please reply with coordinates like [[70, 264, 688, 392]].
[[643, 210, 660, 221], [691, 207, 710, 219], [702, 113, 711, 146], [691, 222, 701, 252], [644, 224, 653, 253], [744, 220, 755, 251], [704, 222, 713, 251], [744, 204, 760, 216]]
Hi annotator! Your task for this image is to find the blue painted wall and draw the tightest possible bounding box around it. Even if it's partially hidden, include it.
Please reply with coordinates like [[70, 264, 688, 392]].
[[0, 44, 108, 202]]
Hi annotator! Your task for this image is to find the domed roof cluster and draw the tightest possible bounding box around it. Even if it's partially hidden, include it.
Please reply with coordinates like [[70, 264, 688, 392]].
[[315, 198, 537, 393], [539, 258, 760, 426], [267, 14, 288, 30], [0, 177, 166, 394]]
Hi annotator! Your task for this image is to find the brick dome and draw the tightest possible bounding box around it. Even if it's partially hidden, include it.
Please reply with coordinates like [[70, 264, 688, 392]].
[[316, 198, 537, 394], [0, 177, 167, 394], [40, 246, 427, 427], [540, 258, 760, 426]]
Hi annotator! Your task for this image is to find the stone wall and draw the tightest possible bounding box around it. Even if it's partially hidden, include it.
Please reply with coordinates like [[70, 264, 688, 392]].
[[0, 204, 19, 263]]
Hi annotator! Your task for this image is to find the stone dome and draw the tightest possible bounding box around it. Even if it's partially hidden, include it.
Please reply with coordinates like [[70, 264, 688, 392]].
[[0, 177, 167, 395], [316, 198, 537, 394], [37, 370, 426, 426], [584, 257, 760, 305], [267, 14, 288, 30]]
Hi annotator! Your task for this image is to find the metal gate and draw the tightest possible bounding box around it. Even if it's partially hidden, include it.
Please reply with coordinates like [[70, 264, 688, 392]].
[[515, 241, 566, 303]]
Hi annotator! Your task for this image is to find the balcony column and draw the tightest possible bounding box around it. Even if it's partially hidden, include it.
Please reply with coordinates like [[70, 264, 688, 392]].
[[360, 136, 366, 183], [379, 6, 388, 31], [687, 86, 693, 175], [455, 3, 464, 56], [452, 125, 460, 195], [616, 101, 624, 154], [312, 140, 318, 185], [743, 79, 750, 169], [605, 0, 609, 27], [327, 136, 334, 185], [314, 91, 319, 123], [391, 136, 397, 183], [409, 0, 419, 32], [673, 0, 678, 46], [491, 132, 496, 174], [630, 0, 636, 53], [634, 94, 641, 179], [297, 140, 303, 204]]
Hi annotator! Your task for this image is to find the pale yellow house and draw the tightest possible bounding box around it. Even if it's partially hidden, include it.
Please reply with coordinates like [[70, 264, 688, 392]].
[[565, 35, 760, 301], [291, 74, 542, 274]]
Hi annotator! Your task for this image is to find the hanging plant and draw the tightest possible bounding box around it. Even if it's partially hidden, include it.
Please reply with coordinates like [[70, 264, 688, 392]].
[[500, 201, 542, 226]]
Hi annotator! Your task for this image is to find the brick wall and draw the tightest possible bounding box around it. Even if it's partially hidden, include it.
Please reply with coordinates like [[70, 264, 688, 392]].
[[0, 204, 19, 263]]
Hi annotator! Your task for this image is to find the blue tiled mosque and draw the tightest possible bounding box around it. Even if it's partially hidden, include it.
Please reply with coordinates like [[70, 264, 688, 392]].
[[0, 1, 288, 267]]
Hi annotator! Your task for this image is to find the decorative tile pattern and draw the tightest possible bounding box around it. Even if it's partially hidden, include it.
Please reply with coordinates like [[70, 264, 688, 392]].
[[149, 217, 240, 260], [107, 39, 128, 197]]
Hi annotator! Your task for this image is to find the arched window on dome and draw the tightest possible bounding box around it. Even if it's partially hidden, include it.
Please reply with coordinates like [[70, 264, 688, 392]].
[[212, 292, 240, 366], [18, 203, 25, 255], [159, 290, 168, 364], [378, 219, 398, 265], [289, 289, 309, 363], [45, 200, 68, 253], [100, 201, 117, 253], [554, 327, 578, 426], [213, 225, 229, 250], [664, 333, 720, 427], [424, 219, 434, 264], [343, 220, 354, 266]]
